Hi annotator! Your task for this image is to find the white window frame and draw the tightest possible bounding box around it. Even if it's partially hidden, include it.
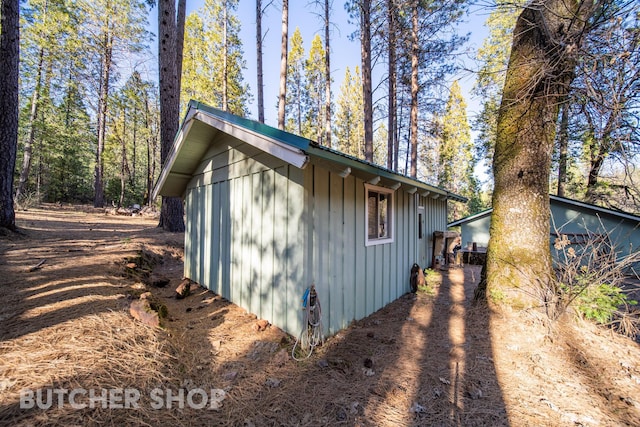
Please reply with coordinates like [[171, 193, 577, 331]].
[[365, 183, 395, 246]]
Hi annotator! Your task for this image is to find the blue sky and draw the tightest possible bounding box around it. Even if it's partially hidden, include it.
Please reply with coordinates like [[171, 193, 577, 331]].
[[181, 1, 492, 128]]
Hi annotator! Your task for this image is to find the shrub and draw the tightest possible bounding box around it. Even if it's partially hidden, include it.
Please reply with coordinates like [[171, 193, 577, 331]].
[[419, 268, 440, 295], [14, 191, 41, 210], [573, 281, 637, 324], [551, 218, 639, 337]]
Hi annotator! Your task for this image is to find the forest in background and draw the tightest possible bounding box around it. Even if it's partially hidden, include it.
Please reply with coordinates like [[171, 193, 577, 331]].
[[12, 0, 640, 218]]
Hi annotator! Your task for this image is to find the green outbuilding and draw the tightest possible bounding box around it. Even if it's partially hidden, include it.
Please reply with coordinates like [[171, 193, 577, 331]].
[[153, 100, 465, 337], [448, 195, 640, 267]]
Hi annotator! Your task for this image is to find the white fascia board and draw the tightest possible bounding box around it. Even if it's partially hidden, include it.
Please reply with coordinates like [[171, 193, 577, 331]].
[[151, 117, 196, 200], [193, 111, 309, 169]]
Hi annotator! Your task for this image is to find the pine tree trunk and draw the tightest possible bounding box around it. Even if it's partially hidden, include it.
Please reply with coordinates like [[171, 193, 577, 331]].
[[119, 110, 128, 208], [16, 0, 51, 202], [387, 0, 397, 171], [486, 0, 596, 317], [0, 0, 19, 230], [222, 2, 229, 111], [361, 0, 373, 162], [131, 106, 137, 191], [277, 0, 289, 130], [144, 93, 152, 206], [256, 0, 265, 123], [94, 31, 112, 208], [323, 0, 332, 147], [584, 113, 613, 204], [586, 153, 605, 203], [176, 0, 186, 97], [409, 1, 418, 178], [158, 0, 185, 232], [16, 46, 44, 201], [557, 103, 569, 197]]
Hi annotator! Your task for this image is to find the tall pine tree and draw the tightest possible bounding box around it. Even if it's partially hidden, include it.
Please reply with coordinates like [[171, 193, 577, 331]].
[[0, 0, 19, 230], [284, 27, 306, 134], [334, 66, 364, 158], [437, 81, 478, 220], [304, 34, 327, 143], [181, 0, 249, 116]]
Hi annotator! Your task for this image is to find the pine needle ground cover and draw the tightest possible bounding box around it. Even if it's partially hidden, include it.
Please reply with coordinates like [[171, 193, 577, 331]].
[[1, 206, 639, 426]]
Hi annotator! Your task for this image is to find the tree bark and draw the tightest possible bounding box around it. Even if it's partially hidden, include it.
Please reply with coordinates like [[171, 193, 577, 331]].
[[556, 102, 569, 197], [119, 108, 128, 207], [158, 0, 185, 232], [277, 0, 289, 130], [387, 0, 397, 171], [131, 98, 138, 191], [361, 0, 373, 162], [584, 109, 617, 204], [0, 0, 19, 230], [17, 0, 50, 202], [323, 0, 332, 147], [94, 30, 113, 208], [486, 0, 597, 317], [256, 0, 265, 123], [176, 0, 186, 97], [409, 1, 419, 178], [16, 47, 44, 201], [222, 1, 229, 111], [144, 92, 152, 206], [586, 143, 606, 203]]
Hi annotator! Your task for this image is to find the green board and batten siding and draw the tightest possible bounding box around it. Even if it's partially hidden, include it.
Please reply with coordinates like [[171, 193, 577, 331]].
[[183, 138, 447, 336], [184, 135, 306, 335], [155, 101, 461, 338], [449, 195, 640, 264]]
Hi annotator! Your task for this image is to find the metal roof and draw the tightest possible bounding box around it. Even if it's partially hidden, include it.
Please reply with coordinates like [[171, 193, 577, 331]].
[[549, 195, 640, 223], [153, 100, 467, 203], [189, 101, 311, 151], [447, 208, 492, 228]]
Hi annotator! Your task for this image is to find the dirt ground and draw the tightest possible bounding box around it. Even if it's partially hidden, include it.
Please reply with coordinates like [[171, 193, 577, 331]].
[[1, 205, 639, 426]]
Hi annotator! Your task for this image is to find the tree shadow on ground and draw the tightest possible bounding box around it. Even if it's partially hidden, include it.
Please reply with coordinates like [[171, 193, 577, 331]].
[[0, 209, 172, 342], [185, 264, 509, 426], [0, 208, 509, 425], [0, 207, 215, 425]]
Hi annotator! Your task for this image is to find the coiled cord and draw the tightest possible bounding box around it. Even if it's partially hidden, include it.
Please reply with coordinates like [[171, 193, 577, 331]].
[[291, 285, 324, 361]]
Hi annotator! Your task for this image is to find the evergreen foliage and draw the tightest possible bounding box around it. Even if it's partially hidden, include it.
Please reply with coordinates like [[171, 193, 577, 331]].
[[284, 27, 307, 135], [7, 0, 638, 221], [436, 81, 481, 220], [181, 0, 249, 117], [304, 34, 328, 143], [334, 66, 364, 158]]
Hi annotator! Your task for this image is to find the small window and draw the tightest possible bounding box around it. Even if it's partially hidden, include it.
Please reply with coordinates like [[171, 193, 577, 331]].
[[365, 184, 394, 246]]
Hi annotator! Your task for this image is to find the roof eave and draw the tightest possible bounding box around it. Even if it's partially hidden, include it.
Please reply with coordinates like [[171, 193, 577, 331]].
[[151, 109, 198, 200], [153, 101, 467, 204], [550, 194, 640, 223], [448, 209, 493, 227], [152, 104, 310, 199], [190, 109, 309, 169], [307, 145, 467, 202]]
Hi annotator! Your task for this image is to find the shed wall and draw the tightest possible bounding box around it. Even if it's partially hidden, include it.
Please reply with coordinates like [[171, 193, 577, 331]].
[[302, 165, 449, 335], [421, 195, 451, 265], [460, 215, 491, 248], [184, 137, 450, 337], [551, 203, 640, 258], [456, 204, 639, 262], [184, 136, 307, 336]]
